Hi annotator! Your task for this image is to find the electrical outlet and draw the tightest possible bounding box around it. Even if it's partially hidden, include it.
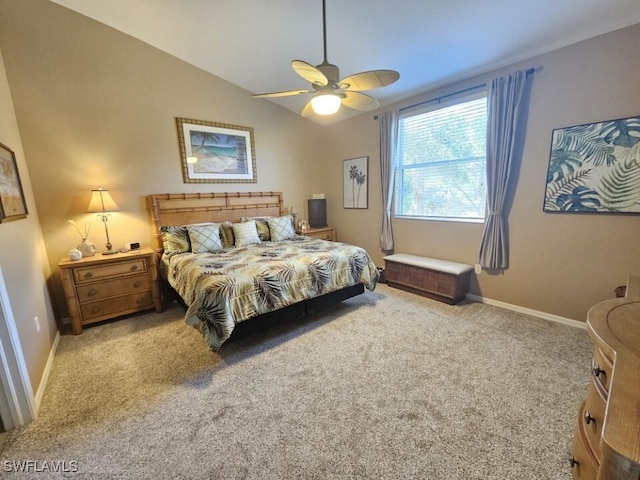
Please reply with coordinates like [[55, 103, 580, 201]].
[[474, 264, 482, 275], [34, 316, 41, 332]]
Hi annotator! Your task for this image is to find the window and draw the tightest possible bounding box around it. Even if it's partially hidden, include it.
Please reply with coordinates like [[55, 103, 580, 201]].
[[396, 91, 487, 222]]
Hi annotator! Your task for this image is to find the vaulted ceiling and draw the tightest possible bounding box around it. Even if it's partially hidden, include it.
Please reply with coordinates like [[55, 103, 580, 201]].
[[51, 0, 640, 124]]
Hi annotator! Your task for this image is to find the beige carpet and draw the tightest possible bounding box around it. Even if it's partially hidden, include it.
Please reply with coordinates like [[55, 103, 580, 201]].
[[0, 284, 592, 479]]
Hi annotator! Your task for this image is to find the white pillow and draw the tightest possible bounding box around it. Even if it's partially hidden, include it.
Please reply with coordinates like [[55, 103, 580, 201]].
[[186, 223, 223, 253], [268, 215, 295, 241], [232, 221, 261, 246]]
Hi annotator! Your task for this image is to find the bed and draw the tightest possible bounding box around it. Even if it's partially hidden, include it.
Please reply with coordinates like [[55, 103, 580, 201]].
[[147, 192, 379, 350]]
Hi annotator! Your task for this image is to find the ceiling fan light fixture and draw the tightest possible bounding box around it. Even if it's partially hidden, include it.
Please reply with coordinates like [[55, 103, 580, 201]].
[[252, 0, 399, 118], [311, 93, 341, 115]]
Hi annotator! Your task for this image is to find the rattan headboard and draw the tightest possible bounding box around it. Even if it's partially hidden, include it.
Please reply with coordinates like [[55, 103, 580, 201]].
[[146, 191, 284, 253]]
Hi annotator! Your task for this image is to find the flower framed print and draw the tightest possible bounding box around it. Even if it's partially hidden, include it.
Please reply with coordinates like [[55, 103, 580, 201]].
[[343, 156, 368, 209], [0, 142, 28, 223], [543, 116, 640, 213], [176, 117, 257, 183]]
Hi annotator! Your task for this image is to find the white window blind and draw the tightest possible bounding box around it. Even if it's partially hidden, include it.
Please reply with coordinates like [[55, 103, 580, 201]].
[[396, 91, 487, 222]]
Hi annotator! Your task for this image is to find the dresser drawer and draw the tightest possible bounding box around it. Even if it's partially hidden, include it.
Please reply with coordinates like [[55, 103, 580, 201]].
[[73, 259, 147, 284], [591, 347, 612, 393], [76, 274, 150, 303], [80, 291, 153, 322], [581, 380, 606, 459], [571, 413, 599, 480]]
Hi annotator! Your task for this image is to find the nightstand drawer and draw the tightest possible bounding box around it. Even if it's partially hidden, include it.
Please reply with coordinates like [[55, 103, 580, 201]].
[[297, 226, 337, 241], [80, 291, 153, 321], [312, 231, 335, 241], [73, 259, 147, 284], [76, 274, 150, 303]]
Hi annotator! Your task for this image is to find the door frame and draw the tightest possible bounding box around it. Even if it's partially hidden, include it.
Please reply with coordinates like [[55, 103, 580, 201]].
[[0, 265, 36, 429]]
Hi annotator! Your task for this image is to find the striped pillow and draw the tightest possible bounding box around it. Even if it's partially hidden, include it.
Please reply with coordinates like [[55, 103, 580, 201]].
[[232, 221, 261, 246]]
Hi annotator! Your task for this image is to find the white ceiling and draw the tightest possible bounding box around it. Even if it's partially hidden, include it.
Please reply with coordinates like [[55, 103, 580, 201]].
[[51, 0, 640, 125]]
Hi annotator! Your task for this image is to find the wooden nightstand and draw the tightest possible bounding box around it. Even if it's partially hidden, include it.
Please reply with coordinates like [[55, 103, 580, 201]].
[[297, 226, 337, 241], [58, 247, 162, 334]]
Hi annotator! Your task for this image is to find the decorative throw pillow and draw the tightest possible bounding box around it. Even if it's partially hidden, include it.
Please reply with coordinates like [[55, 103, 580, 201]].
[[219, 221, 235, 248], [241, 216, 271, 241], [160, 226, 190, 254], [232, 221, 261, 246], [186, 223, 223, 253], [268, 215, 295, 242]]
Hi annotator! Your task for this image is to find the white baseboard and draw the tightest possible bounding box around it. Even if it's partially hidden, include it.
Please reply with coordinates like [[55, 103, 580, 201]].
[[34, 330, 60, 413], [465, 293, 587, 330]]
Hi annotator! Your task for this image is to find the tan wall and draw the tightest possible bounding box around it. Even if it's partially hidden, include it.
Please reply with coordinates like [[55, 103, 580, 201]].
[[0, 50, 57, 393], [0, 0, 324, 319], [324, 24, 640, 322]]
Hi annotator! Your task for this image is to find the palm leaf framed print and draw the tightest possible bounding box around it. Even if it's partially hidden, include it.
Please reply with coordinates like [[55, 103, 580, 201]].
[[543, 116, 640, 213]]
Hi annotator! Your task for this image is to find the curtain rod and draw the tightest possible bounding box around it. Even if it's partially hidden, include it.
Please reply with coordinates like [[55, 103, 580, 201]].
[[374, 67, 536, 119]]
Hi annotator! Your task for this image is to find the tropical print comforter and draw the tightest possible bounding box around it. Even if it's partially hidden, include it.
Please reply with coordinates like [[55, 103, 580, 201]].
[[163, 236, 379, 350]]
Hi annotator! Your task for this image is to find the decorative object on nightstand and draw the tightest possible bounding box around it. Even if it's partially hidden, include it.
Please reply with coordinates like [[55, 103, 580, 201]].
[[87, 187, 120, 255], [289, 206, 298, 230], [58, 247, 162, 334], [67, 219, 96, 257], [68, 249, 82, 261], [308, 197, 327, 228]]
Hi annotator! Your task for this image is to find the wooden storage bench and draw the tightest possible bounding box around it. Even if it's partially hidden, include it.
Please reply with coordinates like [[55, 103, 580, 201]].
[[383, 254, 473, 304]]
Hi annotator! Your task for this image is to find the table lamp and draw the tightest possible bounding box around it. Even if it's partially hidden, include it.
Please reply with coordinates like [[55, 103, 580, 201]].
[[87, 187, 120, 255]]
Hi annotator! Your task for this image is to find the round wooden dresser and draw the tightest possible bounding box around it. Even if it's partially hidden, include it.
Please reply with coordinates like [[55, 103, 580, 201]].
[[570, 277, 640, 480]]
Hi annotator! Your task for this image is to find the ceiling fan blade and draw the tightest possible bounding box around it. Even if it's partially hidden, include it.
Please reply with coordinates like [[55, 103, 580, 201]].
[[292, 60, 328, 87], [252, 89, 313, 98], [339, 70, 400, 91], [301, 99, 315, 117], [341, 91, 380, 111]]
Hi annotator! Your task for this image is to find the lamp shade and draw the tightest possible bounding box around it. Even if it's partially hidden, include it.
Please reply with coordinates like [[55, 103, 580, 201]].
[[87, 188, 119, 213], [311, 94, 341, 115]]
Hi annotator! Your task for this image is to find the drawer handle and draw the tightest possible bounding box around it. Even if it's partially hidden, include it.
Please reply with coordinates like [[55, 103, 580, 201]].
[[131, 265, 138, 272], [133, 281, 142, 288], [85, 272, 93, 279], [583, 410, 595, 425], [592, 363, 605, 379], [88, 289, 98, 297], [136, 296, 146, 304], [91, 306, 100, 314], [569, 456, 579, 468]]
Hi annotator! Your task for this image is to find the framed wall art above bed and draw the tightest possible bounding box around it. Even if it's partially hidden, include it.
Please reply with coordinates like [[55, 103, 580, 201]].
[[175, 117, 257, 184]]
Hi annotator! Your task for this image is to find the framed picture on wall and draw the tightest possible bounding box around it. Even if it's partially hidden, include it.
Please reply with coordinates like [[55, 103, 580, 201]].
[[176, 117, 257, 183], [0, 142, 28, 223], [343, 156, 368, 209], [543, 115, 640, 213]]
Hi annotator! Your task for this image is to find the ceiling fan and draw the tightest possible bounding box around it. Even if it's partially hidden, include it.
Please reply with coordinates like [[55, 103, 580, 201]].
[[252, 0, 400, 117]]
